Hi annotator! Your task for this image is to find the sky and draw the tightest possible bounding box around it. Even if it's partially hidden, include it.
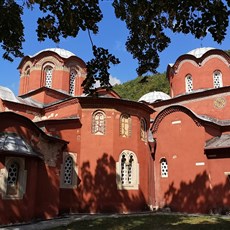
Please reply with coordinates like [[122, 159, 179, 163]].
[[1, 2, 230, 95]]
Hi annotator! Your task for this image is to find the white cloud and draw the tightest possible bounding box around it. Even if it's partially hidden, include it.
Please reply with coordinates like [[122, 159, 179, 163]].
[[109, 75, 121, 86], [94, 75, 121, 88]]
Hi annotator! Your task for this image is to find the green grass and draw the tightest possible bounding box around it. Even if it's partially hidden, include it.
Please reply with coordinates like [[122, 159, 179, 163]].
[[49, 213, 230, 230]]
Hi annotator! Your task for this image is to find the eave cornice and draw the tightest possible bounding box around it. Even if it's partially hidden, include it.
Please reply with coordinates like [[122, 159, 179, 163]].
[[77, 96, 154, 114], [151, 105, 230, 134]]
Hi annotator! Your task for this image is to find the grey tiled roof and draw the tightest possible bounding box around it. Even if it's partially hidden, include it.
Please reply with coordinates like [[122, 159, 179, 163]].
[[205, 134, 230, 149], [0, 133, 42, 158]]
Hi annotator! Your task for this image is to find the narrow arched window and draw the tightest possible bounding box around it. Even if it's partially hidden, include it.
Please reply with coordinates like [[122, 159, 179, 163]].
[[7, 162, 19, 196], [116, 150, 139, 190], [69, 70, 76, 96], [24, 66, 30, 76], [64, 156, 73, 185], [160, 158, 168, 178], [140, 118, 147, 141], [121, 153, 133, 185], [0, 157, 27, 199], [60, 152, 78, 188], [45, 66, 53, 88], [185, 74, 193, 93], [213, 70, 223, 88], [92, 111, 106, 135], [120, 114, 131, 137]]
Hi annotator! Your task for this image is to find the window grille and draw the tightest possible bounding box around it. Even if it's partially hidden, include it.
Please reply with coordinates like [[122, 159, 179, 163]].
[[140, 118, 147, 141], [0, 157, 27, 199], [64, 156, 73, 185], [7, 162, 19, 186], [121, 152, 134, 185], [120, 114, 131, 137], [69, 70, 76, 96], [45, 66, 53, 88], [160, 158, 168, 178], [185, 75, 193, 93], [92, 111, 105, 135], [213, 71, 223, 88], [116, 150, 139, 190]]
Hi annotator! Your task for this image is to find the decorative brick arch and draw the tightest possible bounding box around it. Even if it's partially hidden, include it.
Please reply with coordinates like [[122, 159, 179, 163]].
[[151, 105, 201, 134], [20, 60, 33, 78]]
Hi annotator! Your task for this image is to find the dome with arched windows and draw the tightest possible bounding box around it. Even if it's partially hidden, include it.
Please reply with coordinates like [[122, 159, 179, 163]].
[[138, 91, 171, 103], [18, 47, 87, 99]]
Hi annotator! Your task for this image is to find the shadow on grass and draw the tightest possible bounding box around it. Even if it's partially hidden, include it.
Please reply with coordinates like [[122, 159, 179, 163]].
[[50, 213, 230, 230]]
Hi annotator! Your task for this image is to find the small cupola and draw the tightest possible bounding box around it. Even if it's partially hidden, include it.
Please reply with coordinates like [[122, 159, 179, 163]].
[[18, 48, 87, 99], [167, 48, 230, 97]]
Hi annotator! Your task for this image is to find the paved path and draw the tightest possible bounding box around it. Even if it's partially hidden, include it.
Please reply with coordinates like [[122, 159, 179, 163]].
[[0, 213, 128, 230], [0, 214, 94, 230]]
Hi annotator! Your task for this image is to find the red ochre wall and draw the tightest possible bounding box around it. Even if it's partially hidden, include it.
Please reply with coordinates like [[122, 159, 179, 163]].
[[28, 69, 42, 92], [52, 69, 69, 92], [79, 106, 151, 213], [153, 110, 230, 213], [179, 95, 230, 121], [44, 121, 82, 214], [154, 111, 208, 213], [34, 163, 60, 220]]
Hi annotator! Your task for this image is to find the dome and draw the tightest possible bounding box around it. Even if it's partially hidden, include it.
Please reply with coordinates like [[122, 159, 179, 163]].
[[138, 91, 171, 103], [31, 48, 75, 59], [187, 47, 215, 58]]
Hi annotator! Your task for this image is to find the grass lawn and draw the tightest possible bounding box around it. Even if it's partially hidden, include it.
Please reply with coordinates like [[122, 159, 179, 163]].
[[49, 213, 230, 230]]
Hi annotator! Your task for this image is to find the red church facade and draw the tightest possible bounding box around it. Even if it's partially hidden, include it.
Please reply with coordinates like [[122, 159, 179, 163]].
[[151, 47, 230, 213], [0, 47, 230, 225]]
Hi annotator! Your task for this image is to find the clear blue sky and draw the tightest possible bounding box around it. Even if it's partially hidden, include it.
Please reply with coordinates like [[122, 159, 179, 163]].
[[1, 2, 230, 94]]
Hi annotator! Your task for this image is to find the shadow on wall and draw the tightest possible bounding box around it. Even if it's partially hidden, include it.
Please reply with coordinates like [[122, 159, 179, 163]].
[[164, 171, 230, 214], [72, 153, 148, 213]]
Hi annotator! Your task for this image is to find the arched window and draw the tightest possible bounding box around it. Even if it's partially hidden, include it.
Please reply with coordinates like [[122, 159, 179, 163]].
[[185, 74, 193, 93], [7, 161, 19, 196], [92, 111, 106, 135], [140, 118, 147, 141], [24, 66, 30, 76], [64, 156, 73, 185], [160, 158, 168, 178], [45, 66, 53, 88], [69, 70, 76, 96], [213, 70, 223, 88], [120, 114, 131, 137], [60, 152, 78, 188], [116, 150, 139, 190], [0, 157, 27, 199]]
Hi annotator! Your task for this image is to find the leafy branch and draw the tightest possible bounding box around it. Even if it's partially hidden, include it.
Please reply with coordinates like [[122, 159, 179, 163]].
[[82, 30, 120, 94]]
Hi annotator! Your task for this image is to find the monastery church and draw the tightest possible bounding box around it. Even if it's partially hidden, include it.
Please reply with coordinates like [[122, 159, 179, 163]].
[[0, 47, 230, 225]]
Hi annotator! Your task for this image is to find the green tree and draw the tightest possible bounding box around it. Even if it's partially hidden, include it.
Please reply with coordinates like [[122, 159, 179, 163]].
[[113, 73, 170, 101], [0, 0, 229, 93], [225, 50, 230, 56]]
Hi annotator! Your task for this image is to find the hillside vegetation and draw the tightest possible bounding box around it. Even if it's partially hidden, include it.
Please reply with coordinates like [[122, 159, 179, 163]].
[[113, 73, 170, 101]]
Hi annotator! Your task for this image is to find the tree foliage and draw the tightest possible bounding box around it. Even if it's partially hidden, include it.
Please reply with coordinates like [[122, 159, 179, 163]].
[[225, 50, 230, 56], [0, 1, 24, 61], [0, 0, 230, 92], [113, 0, 229, 76], [82, 45, 120, 94], [113, 73, 170, 101]]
